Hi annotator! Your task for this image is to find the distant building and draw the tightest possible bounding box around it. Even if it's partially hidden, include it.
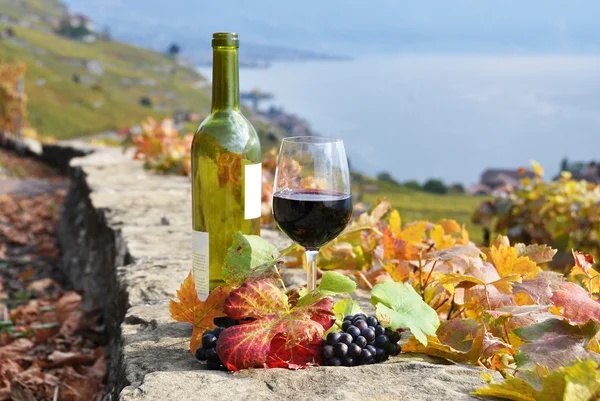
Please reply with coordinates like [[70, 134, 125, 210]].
[[480, 169, 536, 189], [69, 14, 95, 32], [571, 162, 600, 183]]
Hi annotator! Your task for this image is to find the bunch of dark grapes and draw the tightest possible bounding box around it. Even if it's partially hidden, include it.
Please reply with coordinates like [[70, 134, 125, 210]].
[[195, 327, 227, 371], [321, 314, 401, 367]]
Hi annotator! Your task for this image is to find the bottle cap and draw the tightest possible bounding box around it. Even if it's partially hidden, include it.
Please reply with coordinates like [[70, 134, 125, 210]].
[[212, 32, 239, 48]]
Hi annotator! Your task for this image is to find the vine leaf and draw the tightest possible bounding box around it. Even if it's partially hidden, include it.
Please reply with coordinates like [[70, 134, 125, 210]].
[[473, 360, 600, 401], [216, 280, 334, 371], [513, 319, 600, 371], [296, 271, 357, 307], [551, 282, 600, 326], [514, 244, 557, 264], [169, 272, 230, 353], [571, 250, 596, 279], [490, 245, 540, 279], [222, 233, 278, 286], [371, 281, 440, 345]]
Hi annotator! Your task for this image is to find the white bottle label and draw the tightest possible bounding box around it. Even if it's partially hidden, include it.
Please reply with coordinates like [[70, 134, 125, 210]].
[[192, 230, 209, 301], [244, 163, 262, 220]]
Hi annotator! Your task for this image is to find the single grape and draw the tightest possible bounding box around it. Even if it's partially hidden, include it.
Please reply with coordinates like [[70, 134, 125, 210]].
[[375, 347, 386, 362], [341, 356, 355, 367], [366, 316, 378, 327], [342, 320, 352, 331], [375, 334, 389, 348], [344, 315, 355, 321], [386, 328, 401, 343], [322, 344, 335, 359], [348, 343, 362, 357], [202, 333, 217, 349], [375, 325, 385, 336], [355, 320, 368, 331], [205, 347, 219, 362], [340, 333, 353, 346], [195, 347, 207, 361], [359, 348, 372, 361], [213, 327, 224, 338], [327, 331, 342, 345], [387, 342, 401, 356], [361, 327, 376, 343], [206, 360, 221, 370], [365, 345, 376, 355], [354, 336, 367, 348], [355, 313, 367, 320], [329, 357, 342, 367], [334, 342, 349, 358], [346, 326, 361, 339]]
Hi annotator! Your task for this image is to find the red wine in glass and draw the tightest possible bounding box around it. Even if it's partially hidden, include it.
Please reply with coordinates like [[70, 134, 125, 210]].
[[272, 136, 352, 291], [273, 189, 353, 249]]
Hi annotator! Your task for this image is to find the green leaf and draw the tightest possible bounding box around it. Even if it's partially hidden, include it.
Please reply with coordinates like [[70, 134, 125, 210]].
[[473, 360, 600, 401], [333, 298, 363, 321], [370, 281, 440, 345], [296, 272, 357, 307], [222, 233, 278, 287], [317, 272, 357, 296]]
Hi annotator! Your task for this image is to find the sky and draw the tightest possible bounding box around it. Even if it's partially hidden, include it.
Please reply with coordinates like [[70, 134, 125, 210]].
[[64, 0, 600, 56]]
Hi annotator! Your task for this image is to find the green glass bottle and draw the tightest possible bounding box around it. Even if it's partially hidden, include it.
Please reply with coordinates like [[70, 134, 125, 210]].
[[191, 33, 261, 300]]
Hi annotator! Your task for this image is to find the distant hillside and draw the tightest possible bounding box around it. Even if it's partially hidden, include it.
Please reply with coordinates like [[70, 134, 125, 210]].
[[0, 0, 284, 148]]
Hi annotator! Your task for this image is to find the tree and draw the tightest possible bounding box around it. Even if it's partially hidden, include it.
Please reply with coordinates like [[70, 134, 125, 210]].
[[423, 179, 448, 194], [377, 171, 399, 185], [560, 157, 569, 173], [448, 183, 465, 194], [404, 180, 421, 190], [167, 43, 181, 58]]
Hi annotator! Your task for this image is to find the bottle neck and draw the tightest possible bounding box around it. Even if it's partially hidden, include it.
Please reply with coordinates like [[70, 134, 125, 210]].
[[211, 46, 239, 112]]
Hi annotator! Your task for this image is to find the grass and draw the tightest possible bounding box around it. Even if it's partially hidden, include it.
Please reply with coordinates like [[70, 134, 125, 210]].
[[0, 1, 286, 148], [0, 1, 214, 140], [358, 179, 486, 244]]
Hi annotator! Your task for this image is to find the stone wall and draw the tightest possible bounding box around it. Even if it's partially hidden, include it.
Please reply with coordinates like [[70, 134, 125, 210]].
[[50, 142, 498, 401]]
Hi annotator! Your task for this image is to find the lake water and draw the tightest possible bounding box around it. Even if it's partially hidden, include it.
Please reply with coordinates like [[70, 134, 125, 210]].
[[200, 55, 600, 185]]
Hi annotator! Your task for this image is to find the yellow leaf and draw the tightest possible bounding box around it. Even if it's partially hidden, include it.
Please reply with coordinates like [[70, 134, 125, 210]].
[[431, 224, 455, 250], [514, 292, 535, 306], [490, 245, 540, 279], [437, 219, 461, 234], [389, 209, 402, 237], [490, 274, 522, 295], [399, 221, 428, 245], [531, 160, 544, 177]]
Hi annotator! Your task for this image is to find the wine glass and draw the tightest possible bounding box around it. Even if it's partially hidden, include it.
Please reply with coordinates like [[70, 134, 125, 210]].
[[272, 136, 353, 291]]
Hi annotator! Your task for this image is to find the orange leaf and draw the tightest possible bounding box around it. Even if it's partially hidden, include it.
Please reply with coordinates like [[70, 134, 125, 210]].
[[437, 219, 461, 234], [169, 272, 230, 353], [571, 250, 596, 279], [382, 228, 396, 259]]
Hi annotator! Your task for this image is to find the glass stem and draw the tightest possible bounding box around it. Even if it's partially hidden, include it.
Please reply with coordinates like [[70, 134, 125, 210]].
[[305, 249, 319, 291]]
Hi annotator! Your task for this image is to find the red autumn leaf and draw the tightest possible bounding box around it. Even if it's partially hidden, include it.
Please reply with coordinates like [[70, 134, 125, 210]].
[[216, 280, 334, 371], [551, 282, 600, 325], [169, 272, 230, 353], [572, 250, 596, 278], [266, 335, 323, 369]]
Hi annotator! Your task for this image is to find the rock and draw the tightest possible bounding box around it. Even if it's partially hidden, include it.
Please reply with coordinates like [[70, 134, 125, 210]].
[[47, 142, 501, 401], [119, 362, 490, 401]]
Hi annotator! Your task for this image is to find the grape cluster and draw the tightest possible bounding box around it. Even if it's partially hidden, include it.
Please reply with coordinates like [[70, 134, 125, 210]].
[[195, 327, 227, 371], [322, 314, 401, 367]]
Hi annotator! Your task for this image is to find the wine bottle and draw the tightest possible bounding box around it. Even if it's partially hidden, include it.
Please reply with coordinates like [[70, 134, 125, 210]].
[[191, 32, 261, 300]]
